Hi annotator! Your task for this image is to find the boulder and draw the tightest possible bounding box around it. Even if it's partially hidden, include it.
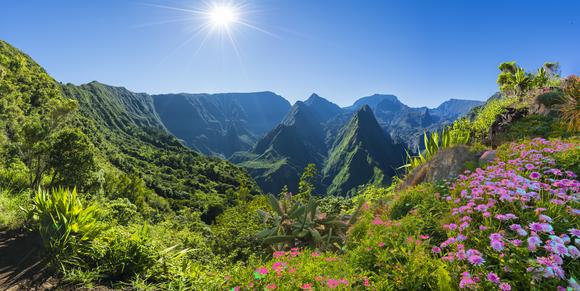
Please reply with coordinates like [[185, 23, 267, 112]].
[[399, 145, 481, 190], [479, 150, 497, 165]]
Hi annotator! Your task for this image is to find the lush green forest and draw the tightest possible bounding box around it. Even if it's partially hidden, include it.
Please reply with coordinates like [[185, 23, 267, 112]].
[[0, 39, 579, 290]]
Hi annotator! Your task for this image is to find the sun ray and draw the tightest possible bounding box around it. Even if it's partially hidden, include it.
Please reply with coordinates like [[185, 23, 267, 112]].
[[142, 0, 281, 71]]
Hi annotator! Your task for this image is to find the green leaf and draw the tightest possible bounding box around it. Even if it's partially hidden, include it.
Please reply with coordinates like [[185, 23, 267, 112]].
[[262, 235, 295, 245], [267, 194, 284, 217]]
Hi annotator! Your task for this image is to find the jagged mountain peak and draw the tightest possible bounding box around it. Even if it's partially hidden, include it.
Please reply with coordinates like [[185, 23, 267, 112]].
[[322, 104, 403, 196]]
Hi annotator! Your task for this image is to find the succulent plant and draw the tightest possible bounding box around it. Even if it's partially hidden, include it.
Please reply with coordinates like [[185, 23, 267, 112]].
[[257, 194, 362, 252]]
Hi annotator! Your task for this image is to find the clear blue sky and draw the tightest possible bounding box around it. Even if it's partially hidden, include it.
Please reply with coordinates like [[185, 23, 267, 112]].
[[1, 0, 579, 107]]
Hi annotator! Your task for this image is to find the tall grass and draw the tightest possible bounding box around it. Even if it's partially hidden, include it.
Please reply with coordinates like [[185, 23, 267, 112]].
[[0, 188, 29, 229]]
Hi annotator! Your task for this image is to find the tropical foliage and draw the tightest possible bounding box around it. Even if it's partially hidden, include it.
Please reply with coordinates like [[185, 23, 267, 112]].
[[25, 188, 106, 269], [257, 194, 362, 252], [401, 126, 471, 172]]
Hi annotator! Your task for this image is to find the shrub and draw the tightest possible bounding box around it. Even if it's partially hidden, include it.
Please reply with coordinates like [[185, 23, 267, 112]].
[[212, 195, 270, 262], [25, 188, 106, 269], [470, 95, 519, 140], [536, 90, 565, 107], [494, 114, 569, 143], [257, 194, 362, 252], [557, 75, 580, 132]]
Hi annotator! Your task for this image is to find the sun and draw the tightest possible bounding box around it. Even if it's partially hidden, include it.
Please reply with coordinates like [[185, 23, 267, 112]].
[[208, 4, 239, 28]]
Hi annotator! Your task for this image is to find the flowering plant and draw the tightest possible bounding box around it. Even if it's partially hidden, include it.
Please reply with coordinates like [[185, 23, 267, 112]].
[[435, 138, 579, 290]]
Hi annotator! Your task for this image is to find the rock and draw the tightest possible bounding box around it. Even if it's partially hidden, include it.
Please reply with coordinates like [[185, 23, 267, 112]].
[[479, 150, 497, 165], [399, 145, 481, 190]]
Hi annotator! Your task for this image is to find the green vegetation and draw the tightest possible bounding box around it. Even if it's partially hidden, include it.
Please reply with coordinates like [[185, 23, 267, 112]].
[[401, 127, 471, 172], [257, 194, 361, 252], [26, 188, 106, 269], [557, 75, 580, 132], [1, 38, 578, 290]]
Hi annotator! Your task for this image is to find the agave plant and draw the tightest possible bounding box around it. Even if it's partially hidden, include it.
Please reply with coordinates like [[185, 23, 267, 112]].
[[25, 187, 106, 268], [400, 127, 471, 173], [257, 194, 362, 252], [557, 75, 580, 132]]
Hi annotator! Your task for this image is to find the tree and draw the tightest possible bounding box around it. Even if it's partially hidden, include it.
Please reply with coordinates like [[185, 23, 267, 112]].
[[48, 128, 96, 191], [21, 98, 78, 190], [294, 163, 317, 203]]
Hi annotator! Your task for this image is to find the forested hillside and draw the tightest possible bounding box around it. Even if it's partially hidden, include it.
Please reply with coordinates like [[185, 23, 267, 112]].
[[61, 81, 259, 217]]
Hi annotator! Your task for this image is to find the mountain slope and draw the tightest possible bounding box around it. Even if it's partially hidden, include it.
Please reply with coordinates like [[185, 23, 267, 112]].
[[323, 105, 404, 196], [152, 92, 290, 157], [61, 82, 259, 212], [238, 99, 333, 194], [239, 93, 482, 194]]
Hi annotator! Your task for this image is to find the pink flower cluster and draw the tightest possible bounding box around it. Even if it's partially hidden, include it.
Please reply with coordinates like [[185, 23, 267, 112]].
[[435, 138, 579, 289]]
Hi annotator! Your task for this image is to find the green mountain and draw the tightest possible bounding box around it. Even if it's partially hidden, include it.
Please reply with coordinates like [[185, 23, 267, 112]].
[[237, 97, 333, 194], [61, 82, 259, 214], [323, 105, 404, 196], [152, 92, 290, 158], [237, 95, 405, 196]]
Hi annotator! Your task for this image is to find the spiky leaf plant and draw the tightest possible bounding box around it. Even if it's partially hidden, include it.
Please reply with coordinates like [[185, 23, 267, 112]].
[[25, 187, 106, 269], [257, 194, 362, 252]]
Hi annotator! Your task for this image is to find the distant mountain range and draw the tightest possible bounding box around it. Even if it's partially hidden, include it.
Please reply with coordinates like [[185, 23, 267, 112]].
[[230, 93, 482, 195], [153, 92, 290, 158], [61, 82, 482, 196]]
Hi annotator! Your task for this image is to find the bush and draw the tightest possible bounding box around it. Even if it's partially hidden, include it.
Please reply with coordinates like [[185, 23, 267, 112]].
[[557, 75, 580, 132], [495, 114, 569, 143], [212, 195, 270, 262], [536, 90, 565, 107], [25, 188, 106, 269]]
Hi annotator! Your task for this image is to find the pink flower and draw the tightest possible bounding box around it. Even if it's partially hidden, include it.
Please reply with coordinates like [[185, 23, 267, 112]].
[[272, 261, 286, 271], [378, 242, 385, 247], [491, 240, 504, 252], [363, 278, 371, 287], [432, 246, 441, 254], [499, 283, 511, 291], [273, 251, 286, 258], [256, 267, 269, 275], [467, 254, 485, 266], [266, 283, 277, 289], [486, 272, 500, 284], [372, 217, 384, 225], [419, 234, 430, 240], [300, 283, 313, 290], [459, 271, 477, 289], [311, 252, 320, 257], [530, 172, 541, 180], [327, 279, 340, 289]]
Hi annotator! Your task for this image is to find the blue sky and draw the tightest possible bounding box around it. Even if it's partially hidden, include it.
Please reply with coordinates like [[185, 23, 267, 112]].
[[1, 0, 579, 107]]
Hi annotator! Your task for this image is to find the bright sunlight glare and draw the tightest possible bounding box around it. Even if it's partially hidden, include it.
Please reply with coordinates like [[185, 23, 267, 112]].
[[208, 5, 239, 27]]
